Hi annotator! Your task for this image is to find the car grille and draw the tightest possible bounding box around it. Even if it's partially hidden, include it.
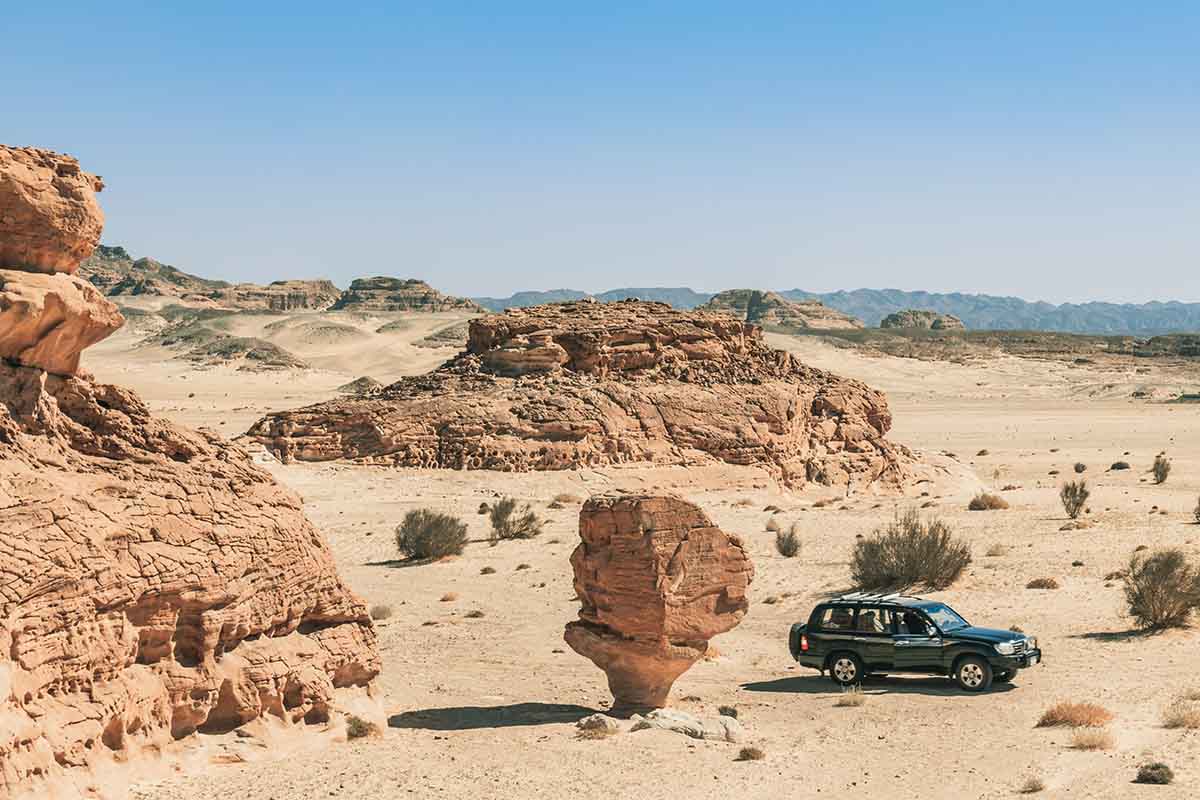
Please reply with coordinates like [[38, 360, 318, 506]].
[[1012, 639, 1028, 655]]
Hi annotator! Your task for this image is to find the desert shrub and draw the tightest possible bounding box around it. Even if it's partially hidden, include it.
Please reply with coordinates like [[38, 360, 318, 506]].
[[369, 604, 393, 621], [1152, 454, 1172, 484], [346, 715, 377, 739], [465, 609, 486, 619], [480, 566, 496, 575], [765, 517, 781, 533], [1026, 577, 1059, 590], [1018, 776, 1045, 794], [735, 746, 765, 762], [718, 705, 738, 718], [395, 509, 468, 560], [1162, 700, 1200, 729], [775, 525, 800, 558], [1074, 462, 1087, 474], [1070, 728, 1113, 750], [1123, 549, 1200, 629], [515, 562, 532, 570], [850, 509, 970, 591], [976, 449, 990, 456], [762, 595, 779, 605], [968, 493, 1009, 511], [1135, 763, 1174, 785], [1037, 701, 1114, 728], [553, 493, 581, 504], [488, 497, 544, 544], [834, 686, 866, 707], [1059, 480, 1090, 520], [1110, 461, 1131, 471]]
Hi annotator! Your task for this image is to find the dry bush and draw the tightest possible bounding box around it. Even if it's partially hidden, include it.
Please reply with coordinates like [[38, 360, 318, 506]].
[[717, 705, 738, 718], [480, 566, 496, 575], [735, 746, 765, 762], [369, 604, 393, 621], [395, 509, 468, 561], [976, 449, 990, 456], [1123, 548, 1200, 629], [1134, 763, 1174, 785], [1153, 454, 1172, 484], [850, 509, 971, 591], [1162, 702, 1200, 729], [968, 493, 1009, 511], [775, 524, 800, 558], [1026, 577, 1059, 590], [515, 562, 532, 570], [985, 544, 1008, 557], [488, 497, 543, 544], [345, 715, 378, 739], [765, 517, 781, 533], [812, 498, 832, 508], [834, 687, 866, 707], [1018, 776, 1045, 794], [1059, 480, 1090, 520], [1070, 728, 1114, 750], [1074, 462, 1087, 473], [465, 609, 486, 619], [553, 493, 581, 504], [1037, 701, 1114, 728]]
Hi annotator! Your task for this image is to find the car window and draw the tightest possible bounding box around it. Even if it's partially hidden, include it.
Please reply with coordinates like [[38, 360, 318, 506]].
[[855, 606, 894, 635], [923, 604, 969, 632], [897, 610, 933, 636], [816, 606, 856, 631]]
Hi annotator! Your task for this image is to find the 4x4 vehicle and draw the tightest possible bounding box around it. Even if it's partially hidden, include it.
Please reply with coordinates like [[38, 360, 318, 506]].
[[788, 592, 1042, 692]]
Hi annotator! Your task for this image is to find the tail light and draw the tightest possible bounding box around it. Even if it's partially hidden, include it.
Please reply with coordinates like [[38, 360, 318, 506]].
[[800, 634, 809, 652]]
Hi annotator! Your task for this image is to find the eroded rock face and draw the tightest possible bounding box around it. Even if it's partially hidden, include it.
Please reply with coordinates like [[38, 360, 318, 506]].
[[0, 145, 105, 274], [210, 280, 342, 311], [880, 309, 966, 330], [564, 495, 753, 713], [700, 289, 864, 330], [0, 269, 124, 376], [330, 277, 483, 312], [250, 300, 911, 489]]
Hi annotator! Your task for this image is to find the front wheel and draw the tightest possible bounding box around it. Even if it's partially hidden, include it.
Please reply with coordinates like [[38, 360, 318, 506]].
[[829, 653, 864, 687], [954, 655, 993, 692]]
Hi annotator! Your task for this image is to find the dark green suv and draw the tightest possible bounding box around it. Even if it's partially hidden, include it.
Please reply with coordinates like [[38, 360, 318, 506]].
[[788, 593, 1042, 692]]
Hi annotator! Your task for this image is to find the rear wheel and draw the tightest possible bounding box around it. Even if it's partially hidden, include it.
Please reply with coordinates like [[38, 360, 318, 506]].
[[829, 653, 864, 687], [954, 655, 993, 692]]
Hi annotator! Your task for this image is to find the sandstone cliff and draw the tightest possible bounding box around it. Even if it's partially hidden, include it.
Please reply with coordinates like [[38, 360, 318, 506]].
[[249, 299, 911, 489], [700, 289, 864, 330], [330, 277, 483, 313], [880, 308, 966, 330]]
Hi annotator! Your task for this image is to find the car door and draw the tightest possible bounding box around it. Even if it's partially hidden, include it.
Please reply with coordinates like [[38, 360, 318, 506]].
[[892, 609, 945, 672], [854, 606, 896, 671], [807, 604, 858, 664]]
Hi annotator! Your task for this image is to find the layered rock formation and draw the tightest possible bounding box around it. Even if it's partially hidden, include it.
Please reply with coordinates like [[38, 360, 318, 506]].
[[210, 280, 341, 312], [250, 299, 911, 489], [880, 308, 966, 330], [564, 495, 753, 712], [700, 289, 864, 330], [80, 245, 230, 299], [330, 277, 483, 313], [0, 145, 379, 797]]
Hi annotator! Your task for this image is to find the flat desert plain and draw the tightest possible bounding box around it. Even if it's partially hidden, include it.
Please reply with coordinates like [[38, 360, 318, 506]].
[[83, 315, 1200, 799]]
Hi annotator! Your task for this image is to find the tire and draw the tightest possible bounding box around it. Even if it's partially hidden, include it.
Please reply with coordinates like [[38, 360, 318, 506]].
[[994, 669, 1016, 683], [954, 655, 993, 692], [828, 652, 865, 687]]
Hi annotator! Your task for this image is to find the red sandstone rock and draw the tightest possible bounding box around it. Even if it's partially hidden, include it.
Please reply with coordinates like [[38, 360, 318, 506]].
[[0, 269, 124, 375], [250, 300, 911, 489], [564, 495, 753, 712], [0, 145, 105, 273]]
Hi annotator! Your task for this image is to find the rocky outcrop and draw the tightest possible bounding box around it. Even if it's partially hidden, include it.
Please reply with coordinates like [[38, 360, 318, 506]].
[[0, 146, 379, 797], [564, 495, 753, 713], [210, 280, 342, 312], [880, 309, 966, 330], [80, 245, 230, 298], [0, 146, 105, 274], [249, 300, 911, 489], [700, 289, 864, 330], [330, 277, 483, 313]]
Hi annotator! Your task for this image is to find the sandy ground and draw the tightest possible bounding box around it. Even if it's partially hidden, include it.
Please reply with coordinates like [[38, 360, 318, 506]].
[[81, 315, 1200, 799]]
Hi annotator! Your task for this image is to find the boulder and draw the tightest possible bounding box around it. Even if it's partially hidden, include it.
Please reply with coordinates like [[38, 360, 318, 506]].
[[0, 145, 105, 274], [879, 309, 966, 330], [629, 709, 744, 743], [0, 269, 124, 375], [564, 495, 753, 714]]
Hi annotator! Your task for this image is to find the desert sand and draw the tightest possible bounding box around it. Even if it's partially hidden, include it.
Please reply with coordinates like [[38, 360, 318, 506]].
[[69, 309, 1200, 799]]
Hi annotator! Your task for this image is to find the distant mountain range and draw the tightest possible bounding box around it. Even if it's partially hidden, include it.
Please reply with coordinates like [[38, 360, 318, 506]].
[[472, 287, 711, 311]]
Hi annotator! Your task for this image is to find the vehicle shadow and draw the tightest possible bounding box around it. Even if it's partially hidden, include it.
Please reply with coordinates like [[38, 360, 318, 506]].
[[741, 674, 1017, 696], [388, 702, 596, 730], [1070, 629, 1156, 642]]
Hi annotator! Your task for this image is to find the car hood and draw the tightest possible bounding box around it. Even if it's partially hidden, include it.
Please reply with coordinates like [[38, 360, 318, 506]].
[[944, 626, 1024, 644]]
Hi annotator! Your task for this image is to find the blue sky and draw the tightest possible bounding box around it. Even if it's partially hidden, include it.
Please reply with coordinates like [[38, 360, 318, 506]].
[[5, 2, 1199, 301]]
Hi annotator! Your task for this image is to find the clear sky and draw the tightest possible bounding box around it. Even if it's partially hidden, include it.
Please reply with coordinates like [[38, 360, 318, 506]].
[[5, 2, 1199, 302]]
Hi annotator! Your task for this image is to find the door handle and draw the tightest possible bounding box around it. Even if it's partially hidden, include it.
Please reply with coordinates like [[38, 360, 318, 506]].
[[853, 637, 867, 642], [895, 640, 910, 646]]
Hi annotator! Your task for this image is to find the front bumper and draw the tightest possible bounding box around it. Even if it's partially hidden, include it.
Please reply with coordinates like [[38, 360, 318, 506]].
[[992, 647, 1043, 670]]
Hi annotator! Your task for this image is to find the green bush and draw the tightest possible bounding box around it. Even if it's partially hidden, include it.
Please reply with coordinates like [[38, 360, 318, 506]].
[[1153, 454, 1172, 484], [850, 509, 971, 591], [775, 525, 800, 558], [346, 715, 377, 739], [395, 509, 468, 560], [1124, 549, 1200, 629], [488, 497, 544, 544], [1134, 762, 1174, 785], [1059, 480, 1090, 519]]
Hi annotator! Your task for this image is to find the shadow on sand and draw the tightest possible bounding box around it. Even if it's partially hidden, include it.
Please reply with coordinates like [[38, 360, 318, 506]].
[[741, 673, 1016, 697], [388, 702, 596, 731]]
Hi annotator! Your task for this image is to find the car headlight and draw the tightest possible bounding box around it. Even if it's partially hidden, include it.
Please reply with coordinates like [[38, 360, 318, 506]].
[[994, 641, 1016, 655], [1027, 636, 1037, 650]]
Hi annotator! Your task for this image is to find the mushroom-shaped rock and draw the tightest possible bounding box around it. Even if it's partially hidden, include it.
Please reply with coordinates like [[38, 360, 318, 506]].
[[564, 494, 753, 714], [0, 145, 105, 273], [0, 269, 123, 375]]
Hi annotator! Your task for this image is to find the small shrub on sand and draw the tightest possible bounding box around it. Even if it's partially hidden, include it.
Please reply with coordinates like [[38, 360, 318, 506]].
[[465, 609, 486, 619], [1018, 775, 1045, 794], [554, 493, 581, 504], [1162, 701, 1200, 729], [515, 563, 532, 571], [775, 525, 800, 558], [369, 604, 393, 621], [395, 509, 468, 561], [718, 705, 738, 718], [976, 449, 990, 456], [1070, 728, 1114, 750], [480, 566, 496, 575], [1135, 763, 1174, 785], [1074, 462, 1087, 474], [488, 497, 543, 544], [765, 517, 781, 533], [735, 746, 765, 762], [850, 509, 971, 591], [1059, 480, 1090, 520], [1026, 577, 1059, 590], [834, 687, 866, 707], [968, 493, 1009, 511], [1110, 461, 1131, 471], [346, 715, 378, 739], [1152, 454, 1172, 485], [1123, 548, 1200, 629], [1037, 701, 1113, 728]]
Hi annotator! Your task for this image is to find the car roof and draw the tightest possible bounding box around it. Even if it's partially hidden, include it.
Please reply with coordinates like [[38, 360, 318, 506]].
[[821, 592, 934, 609]]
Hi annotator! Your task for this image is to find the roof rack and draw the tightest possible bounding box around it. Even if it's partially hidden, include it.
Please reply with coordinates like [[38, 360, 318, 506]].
[[833, 591, 922, 603]]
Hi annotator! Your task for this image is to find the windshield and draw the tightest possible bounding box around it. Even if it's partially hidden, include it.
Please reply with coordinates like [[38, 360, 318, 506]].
[[923, 604, 969, 632]]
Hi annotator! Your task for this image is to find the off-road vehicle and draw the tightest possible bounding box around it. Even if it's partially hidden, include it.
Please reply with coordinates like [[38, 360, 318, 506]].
[[788, 593, 1042, 692]]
